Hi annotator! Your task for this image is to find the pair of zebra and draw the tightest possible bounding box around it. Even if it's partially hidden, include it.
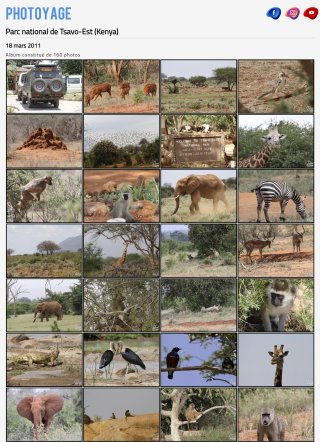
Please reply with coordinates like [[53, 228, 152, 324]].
[[251, 180, 307, 223]]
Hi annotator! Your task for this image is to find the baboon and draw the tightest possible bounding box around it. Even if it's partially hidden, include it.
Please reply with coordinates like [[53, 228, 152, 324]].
[[18, 176, 53, 209], [257, 408, 285, 441], [125, 410, 135, 421], [110, 412, 116, 419], [111, 290, 127, 321], [185, 403, 202, 430], [187, 254, 195, 260], [262, 279, 297, 332]]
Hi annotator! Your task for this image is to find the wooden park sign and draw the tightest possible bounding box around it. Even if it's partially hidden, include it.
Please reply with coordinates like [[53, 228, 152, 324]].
[[173, 134, 224, 165]]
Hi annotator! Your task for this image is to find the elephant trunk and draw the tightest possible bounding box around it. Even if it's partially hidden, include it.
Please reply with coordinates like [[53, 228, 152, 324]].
[[171, 194, 180, 215]]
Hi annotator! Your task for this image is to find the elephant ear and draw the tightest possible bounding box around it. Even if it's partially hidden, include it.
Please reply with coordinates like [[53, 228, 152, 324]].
[[186, 175, 200, 194], [44, 394, 64, 415], [17, 397, 34, 422]]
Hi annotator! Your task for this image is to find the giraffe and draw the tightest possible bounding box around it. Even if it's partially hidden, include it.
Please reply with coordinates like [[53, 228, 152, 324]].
[[116, 240, 130, 267], [238, 127, 286, 168], [268, 344, 289, 387]]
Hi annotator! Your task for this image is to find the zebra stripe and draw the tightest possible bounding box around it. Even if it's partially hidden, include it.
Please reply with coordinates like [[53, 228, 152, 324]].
[[253, 180, 307, 218]]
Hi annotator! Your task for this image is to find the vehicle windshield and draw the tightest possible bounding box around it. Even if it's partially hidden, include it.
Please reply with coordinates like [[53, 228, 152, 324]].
[[34, 67, 61, 79]]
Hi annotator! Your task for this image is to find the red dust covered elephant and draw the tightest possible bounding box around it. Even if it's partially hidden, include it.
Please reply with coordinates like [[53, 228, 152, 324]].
[[33, 301, 63, 323], [17, 393, 64, 440]]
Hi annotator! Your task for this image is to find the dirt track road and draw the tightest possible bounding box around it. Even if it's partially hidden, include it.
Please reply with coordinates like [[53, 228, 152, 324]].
[[7, 94, 82, 113]]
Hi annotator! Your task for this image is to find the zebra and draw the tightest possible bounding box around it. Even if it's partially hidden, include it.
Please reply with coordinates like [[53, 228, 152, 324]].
[[251, 181, 307, 223]]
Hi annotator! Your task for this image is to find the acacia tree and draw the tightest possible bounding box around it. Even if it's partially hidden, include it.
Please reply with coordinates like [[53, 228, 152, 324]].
[[85, 224, 160, 267], [37, 240, 61, 256], [213, 67, 237, 91]]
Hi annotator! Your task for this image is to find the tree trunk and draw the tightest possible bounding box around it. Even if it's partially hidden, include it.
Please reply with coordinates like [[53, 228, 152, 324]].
[[143, 60, 151, 84], [111, 60, 124, 84], [13, 300, 17, 317]]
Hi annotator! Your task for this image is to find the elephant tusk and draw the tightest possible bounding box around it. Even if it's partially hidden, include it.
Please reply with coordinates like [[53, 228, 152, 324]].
[[174, 195, 180, 199]]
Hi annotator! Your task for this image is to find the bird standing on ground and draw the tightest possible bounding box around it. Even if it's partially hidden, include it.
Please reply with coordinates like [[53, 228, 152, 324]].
[[258, 72, 288, 99], [166, 347, 181, 379], [121, 347, 146, 374], [125, 410, 135, 421], [99, 342, 117, 379]]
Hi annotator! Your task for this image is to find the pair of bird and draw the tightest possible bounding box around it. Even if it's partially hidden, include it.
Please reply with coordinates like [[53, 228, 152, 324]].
[[99, 342, 146, 378]]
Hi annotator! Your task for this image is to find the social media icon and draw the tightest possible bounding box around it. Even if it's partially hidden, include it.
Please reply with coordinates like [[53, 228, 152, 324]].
[[267, 7, 282, 20], [286, 7, 300, 19], [304, 7, 318, 19]]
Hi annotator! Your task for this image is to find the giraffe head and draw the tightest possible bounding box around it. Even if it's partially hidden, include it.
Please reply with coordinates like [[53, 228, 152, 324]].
[[261, 127, 286, 149], [268, 344, 289, 367]]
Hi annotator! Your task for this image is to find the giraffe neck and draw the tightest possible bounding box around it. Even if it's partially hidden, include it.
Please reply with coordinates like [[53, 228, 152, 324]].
[[118, 243, 129, 266], [274, 363, 283, 387], [252, 143, 274, 167], [241, 142, 274, 167]]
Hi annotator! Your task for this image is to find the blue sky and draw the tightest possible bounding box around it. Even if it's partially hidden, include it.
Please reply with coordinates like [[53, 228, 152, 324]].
[[161, 333, 236, 387]]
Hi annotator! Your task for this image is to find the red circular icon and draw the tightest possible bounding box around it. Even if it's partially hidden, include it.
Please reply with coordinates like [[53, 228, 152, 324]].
[[303, 7, 318, 19]]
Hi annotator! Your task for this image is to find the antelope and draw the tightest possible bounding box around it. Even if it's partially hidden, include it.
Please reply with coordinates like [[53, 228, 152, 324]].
[[292, 225, 305, 253], [244, 233, 275, 262]]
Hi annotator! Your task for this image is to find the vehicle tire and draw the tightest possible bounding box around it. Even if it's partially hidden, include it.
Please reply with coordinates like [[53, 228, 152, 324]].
[[49, 79, 63, 93], [53, 99, 59, 108], [22, 95, 27, 104], [27, 97, 33, 108], [31, 78, 47, 93]]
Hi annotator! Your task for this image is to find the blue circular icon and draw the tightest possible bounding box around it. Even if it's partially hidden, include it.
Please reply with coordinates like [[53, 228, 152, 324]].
[[267, 7, 282, 20]]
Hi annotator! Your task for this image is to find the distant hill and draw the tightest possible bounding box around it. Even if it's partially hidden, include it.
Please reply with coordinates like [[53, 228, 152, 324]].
[[84, 413, 159, 441], [58, 235, 82, 252], [162, 230, 189, 242]]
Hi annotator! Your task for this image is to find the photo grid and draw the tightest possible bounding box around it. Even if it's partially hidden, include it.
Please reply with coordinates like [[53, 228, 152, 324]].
[[6, 59, 314, 441]]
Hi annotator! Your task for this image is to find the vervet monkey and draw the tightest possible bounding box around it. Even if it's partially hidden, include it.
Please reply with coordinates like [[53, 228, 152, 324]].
[[262, 279, 296, 332], [112, 193, 142, 222], [257, 408, 285, 441]]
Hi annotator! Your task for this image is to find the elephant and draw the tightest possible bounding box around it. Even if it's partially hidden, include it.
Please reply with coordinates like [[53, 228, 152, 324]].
[[17, 393, 64, 441], [33, 301, 63, 323], [171, 174, 230, 215]]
